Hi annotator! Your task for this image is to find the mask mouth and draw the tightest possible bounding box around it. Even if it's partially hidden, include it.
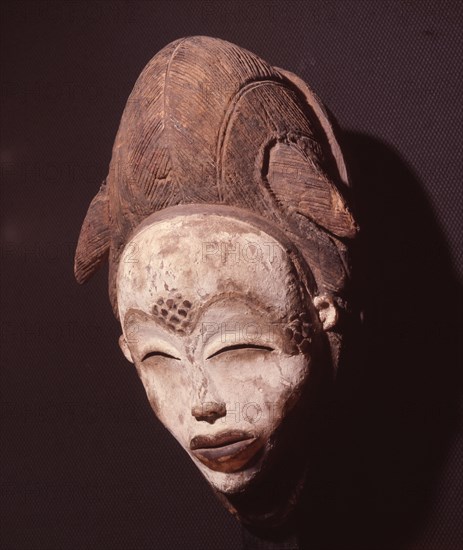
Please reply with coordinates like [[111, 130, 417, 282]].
[[190, 430, 262, 473]]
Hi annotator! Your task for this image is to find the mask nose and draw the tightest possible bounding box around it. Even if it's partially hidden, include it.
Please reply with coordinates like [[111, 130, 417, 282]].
[[191, 401, 227, 423], [189, 362, 226, 424]]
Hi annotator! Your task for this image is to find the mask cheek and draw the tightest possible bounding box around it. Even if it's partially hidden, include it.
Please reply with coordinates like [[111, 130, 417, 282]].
[[139, 368, 191, 443], [133, 365, 162, 417], [275, 356, 310, 408]]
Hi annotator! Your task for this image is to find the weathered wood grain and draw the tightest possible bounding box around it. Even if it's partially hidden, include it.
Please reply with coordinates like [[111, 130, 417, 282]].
[[75, 36, 357, 318]]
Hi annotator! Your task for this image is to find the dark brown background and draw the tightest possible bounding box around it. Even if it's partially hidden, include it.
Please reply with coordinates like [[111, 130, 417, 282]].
[[1, 1, 461, 549]]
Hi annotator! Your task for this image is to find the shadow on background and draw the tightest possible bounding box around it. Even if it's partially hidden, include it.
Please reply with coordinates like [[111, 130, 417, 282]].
[[297, 132, 462, 550]]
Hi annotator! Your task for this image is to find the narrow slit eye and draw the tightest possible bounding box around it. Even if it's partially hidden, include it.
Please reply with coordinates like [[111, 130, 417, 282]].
[[207, 343, 274, 360], [141, 351, 180, 362]]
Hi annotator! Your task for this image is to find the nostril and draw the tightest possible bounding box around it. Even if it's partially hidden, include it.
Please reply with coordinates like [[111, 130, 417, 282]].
[[191, 402, 226, 423]]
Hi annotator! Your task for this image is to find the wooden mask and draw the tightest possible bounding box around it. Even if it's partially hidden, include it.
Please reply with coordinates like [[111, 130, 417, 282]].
[[74, 36, 358, 531]]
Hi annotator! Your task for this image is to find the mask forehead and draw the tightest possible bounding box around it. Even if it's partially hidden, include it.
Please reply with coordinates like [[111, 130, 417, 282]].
[[116, 213, 304, 329]]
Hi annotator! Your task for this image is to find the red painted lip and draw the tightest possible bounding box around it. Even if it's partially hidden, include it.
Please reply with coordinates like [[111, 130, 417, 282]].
[[190, 430, 261, 473]]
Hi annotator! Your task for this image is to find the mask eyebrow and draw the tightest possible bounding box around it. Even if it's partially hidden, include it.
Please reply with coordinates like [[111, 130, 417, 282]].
[[123, 309, 185, 360], [123, 308, 148, 331], [123, 307, 191, 336]]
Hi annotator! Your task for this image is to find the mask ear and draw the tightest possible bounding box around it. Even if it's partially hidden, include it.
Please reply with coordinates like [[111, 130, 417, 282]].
[[314, 295, 339, 331], [74, 180, 110, 284], [118, 334, 134, 363]]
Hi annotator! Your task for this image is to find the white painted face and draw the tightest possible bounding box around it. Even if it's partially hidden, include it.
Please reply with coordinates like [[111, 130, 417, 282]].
[[116, 212, 319, 494]]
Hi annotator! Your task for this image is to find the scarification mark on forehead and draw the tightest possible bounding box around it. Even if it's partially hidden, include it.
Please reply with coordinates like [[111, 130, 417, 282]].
[[151, 291, 194, 335]]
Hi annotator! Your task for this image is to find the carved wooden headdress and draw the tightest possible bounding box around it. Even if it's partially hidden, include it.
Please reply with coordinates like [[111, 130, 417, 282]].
[[74, 36, 358, 318]]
